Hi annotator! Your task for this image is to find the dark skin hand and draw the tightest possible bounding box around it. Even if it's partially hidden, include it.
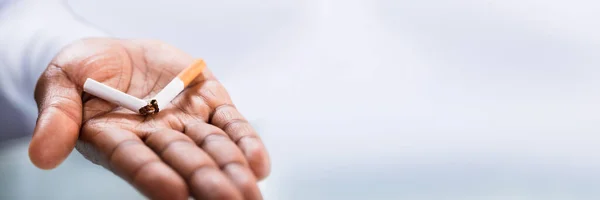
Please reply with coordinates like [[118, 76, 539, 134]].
[[28, 38, 270, 200]]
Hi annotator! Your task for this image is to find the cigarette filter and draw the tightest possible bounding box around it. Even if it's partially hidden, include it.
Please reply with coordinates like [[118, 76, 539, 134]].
[[83, 78, 148, 113]]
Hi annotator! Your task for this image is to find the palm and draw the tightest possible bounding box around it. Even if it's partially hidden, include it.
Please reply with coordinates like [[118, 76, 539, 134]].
[[29, 39, 270, 200]]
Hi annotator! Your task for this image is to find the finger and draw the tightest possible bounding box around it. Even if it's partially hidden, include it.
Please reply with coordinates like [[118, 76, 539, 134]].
[[144, 129, 243, 200], [210, 104, 271, 180], [185, 123, 249, 168], [79, 128, 188, 200], [174, 79, 271, 180], [184, 123, 262, 200], [29, 64, 82, 169], [224, 163, 263, 200]]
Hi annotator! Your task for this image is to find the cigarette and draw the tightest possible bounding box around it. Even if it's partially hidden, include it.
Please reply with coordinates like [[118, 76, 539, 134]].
[[83, 78, 148, 114], [145, 59, 207, 114], [82, 59, 207, 116]]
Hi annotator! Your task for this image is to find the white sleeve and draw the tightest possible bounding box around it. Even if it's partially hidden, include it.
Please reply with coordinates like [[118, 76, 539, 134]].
[[0, 0, 109, 134]]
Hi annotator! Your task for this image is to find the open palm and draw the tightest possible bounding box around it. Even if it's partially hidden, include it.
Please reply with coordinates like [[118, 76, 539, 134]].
[[28, 38, 270, 200]]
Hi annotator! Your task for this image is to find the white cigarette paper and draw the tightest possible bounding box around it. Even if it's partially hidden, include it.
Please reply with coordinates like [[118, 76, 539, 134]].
[[151, 59, 207, 112], [153, 78, 185, 112], [83, 78, 148, 113]]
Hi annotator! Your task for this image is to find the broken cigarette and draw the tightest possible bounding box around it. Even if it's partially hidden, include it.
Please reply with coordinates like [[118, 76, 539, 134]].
[[148, 59, 207, 113], [82, 59, 207, 115], [83, 78, 149, 113]]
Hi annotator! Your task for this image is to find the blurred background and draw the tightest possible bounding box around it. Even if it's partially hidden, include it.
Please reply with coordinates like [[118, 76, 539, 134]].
[[2, 0, 600, 199]]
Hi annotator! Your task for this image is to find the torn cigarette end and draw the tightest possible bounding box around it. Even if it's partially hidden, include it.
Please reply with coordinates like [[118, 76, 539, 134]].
[[138, 99, 159, 115]]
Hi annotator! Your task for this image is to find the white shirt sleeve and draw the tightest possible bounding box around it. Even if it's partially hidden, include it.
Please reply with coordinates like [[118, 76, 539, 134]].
[[0, 0, 109, 135]]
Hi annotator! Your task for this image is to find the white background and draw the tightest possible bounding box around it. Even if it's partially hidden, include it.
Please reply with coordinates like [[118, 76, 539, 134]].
[[2, 0, 600, 199]]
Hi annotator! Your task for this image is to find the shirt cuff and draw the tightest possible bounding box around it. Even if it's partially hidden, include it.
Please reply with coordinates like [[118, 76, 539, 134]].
[[0, 0, 110, 130]]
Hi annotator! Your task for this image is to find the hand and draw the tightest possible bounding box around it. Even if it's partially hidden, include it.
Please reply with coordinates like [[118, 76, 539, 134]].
[[28, 38, 270, 200]]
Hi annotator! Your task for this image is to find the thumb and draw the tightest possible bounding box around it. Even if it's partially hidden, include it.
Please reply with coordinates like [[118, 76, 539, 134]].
[[29, 64, 82, 170]]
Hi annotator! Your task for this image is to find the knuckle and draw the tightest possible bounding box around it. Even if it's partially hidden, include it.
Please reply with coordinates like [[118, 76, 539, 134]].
[[184, 122, 203, 132], [185, 123, 228, 145], [225, 121, 255, 142], [131, 160, 164, 182], [202, 133, 230, 146], [225, 163, 256, 188], [211, 104, 244, 127], [145, 129, 194, 153], [189, 167, 242, 200], [158, 139, 194, 156], [188, 165, 217, 183]]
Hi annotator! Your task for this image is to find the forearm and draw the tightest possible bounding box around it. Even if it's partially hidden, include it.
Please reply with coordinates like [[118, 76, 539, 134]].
[[0, 0, 108, 132]]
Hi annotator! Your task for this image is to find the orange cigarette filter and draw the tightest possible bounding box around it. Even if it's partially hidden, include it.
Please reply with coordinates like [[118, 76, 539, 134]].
[[177, 59, 207, 87]]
